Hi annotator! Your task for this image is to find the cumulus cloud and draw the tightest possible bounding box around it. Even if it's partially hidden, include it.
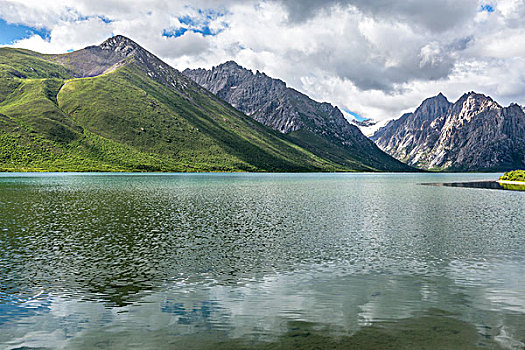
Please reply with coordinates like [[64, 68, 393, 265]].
[[1, 0, 525, 122]]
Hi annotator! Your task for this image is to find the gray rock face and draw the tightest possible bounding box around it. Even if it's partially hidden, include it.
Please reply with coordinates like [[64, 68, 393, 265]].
[[184, 61, 347, 134], [184, 62, 411, 171], [371, 92, 525, 171]]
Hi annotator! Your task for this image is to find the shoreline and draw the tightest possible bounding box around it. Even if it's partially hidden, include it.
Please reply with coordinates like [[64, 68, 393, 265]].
[[497, 180, 525, 185]]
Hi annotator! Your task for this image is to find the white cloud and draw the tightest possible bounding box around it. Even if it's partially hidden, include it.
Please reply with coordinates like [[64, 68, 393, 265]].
[[159, 31, 211, 58], [7, 17, 113, 53], [2, 0, 525, 122]]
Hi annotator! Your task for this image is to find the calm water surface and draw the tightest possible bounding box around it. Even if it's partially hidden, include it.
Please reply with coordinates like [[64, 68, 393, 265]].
[[0, 173, 524, 349]]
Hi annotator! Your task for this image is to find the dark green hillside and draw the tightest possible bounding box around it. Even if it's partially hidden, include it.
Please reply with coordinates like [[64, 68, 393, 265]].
[[0, 48, 70, 79], [0, 36, 411, 172], [56, 62, 341, 171], [0, 48, 70, 103], [0, 41, 347, 172], [286, 128, 410, 172]]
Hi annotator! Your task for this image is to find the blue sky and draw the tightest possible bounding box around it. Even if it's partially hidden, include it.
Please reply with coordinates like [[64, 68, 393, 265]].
[[342, 109, 367, 121], [480, 4, 495, 12], [0, 18, 49, 45]]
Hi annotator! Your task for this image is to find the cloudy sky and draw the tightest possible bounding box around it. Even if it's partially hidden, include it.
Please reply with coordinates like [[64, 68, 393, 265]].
[[1, 0, 524, 122]]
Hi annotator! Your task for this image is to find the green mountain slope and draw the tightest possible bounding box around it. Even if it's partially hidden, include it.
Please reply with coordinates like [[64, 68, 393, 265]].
[[0, 36, 411, 172]]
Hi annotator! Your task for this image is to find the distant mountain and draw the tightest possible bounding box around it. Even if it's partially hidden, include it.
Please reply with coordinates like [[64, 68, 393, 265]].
[[351, 119, 377, 128], [183, 62, 412, 171], [0, 35, 367, 172], [371, 92, 525, 171]]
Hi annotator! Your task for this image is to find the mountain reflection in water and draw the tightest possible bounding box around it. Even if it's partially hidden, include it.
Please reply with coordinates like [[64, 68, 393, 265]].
[[1, 173, 524, 349]]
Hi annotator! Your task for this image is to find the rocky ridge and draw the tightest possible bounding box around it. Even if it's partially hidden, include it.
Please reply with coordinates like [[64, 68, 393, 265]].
[[371, 92, 525, 170], [183, 61, 411, 171]]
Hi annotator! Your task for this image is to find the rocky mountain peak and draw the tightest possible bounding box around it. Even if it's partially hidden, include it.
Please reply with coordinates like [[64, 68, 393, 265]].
[[219, 60, 242, 69], [372, 91, 525, 171], [183, 61, 288, 117], [99, 35, 142, 56], [412, 92, 451, 122], [418, 92, 449, 107], [51, 35, 186, 91], [458, 91, 498, 105], [213, 61, 278, 84], [453, 91, 501, 116], [208, 61, 250, 76]]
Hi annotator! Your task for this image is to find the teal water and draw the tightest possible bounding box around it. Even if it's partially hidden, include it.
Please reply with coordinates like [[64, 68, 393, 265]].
[[0, 173, 524, 349]]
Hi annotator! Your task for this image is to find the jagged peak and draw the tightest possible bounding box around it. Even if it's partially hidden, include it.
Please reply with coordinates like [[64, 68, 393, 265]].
[[456, 91, 501, 109], [459, 91, 490, 101], [219, 60, 242, 69], [213, 60, 285, 86], [413, 92, 451, 118], [435, 92, 449, 102], [423, 92, 450, 104], [101, 35, 136, 46], [213, 60, 251, 75], [212, 61, 249, 73], [504, 103, 525, 114], [99, 35, 142, 55]]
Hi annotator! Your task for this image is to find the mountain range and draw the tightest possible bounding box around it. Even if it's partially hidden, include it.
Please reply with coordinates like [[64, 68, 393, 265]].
[[3, 34, 521, 173], [371, 92, 525, 171], [183, 61, 409, 171], [0, 35, 410, 172]]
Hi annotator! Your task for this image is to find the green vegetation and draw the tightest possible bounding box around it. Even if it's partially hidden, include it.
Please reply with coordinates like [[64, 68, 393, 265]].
[[0, 49, 352, 172], [499, 170, 525, 182], [0, 48, 70, 105], [0, 43, 409, 172], [0, 48, 71, 79], [500, 183, 525, 191], [286, 128, 411, 171], [55, 62, 347, 172]]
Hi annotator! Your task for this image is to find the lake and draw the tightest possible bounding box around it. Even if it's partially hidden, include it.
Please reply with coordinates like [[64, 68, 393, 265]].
[[0, 173, 524, 349]]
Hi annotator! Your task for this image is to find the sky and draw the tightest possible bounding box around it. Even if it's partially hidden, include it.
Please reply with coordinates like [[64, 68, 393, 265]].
[[1, 0, 524, 122]]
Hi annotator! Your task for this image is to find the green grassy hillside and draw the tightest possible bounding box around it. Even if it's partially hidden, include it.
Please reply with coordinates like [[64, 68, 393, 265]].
[[0, 37, 412, 172], [286, 128, 411, 171], [0, 49, 347, 172]]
